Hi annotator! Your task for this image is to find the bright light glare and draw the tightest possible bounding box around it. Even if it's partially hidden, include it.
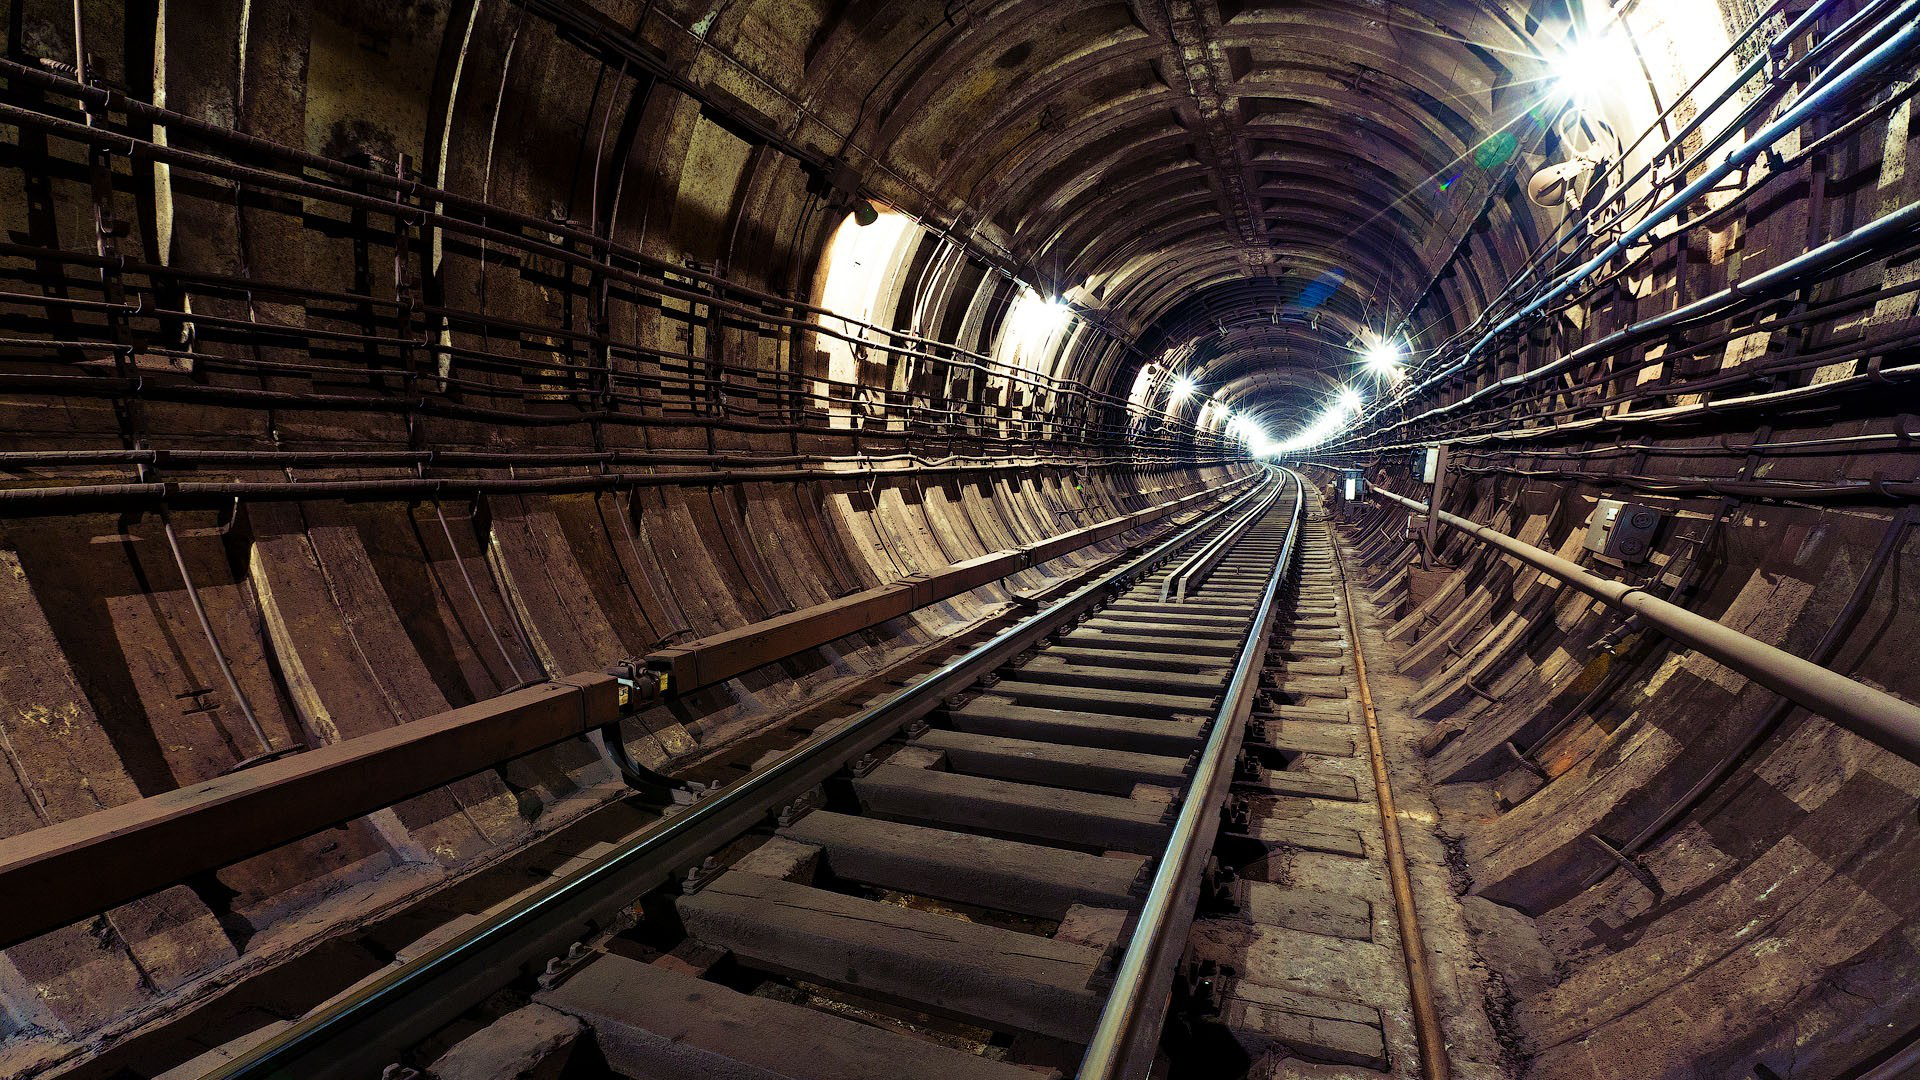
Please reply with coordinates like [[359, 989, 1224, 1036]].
[[1269, 387, 1365, 456], [1004, 290, 1073, 365], [1363, 340, 1401, 377], [1170, 376, 1196, 401], [1553, 30, 1634, 104]]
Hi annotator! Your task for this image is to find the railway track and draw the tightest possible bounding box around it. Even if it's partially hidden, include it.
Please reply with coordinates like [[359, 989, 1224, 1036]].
[[194, 466, 1456, 1080]]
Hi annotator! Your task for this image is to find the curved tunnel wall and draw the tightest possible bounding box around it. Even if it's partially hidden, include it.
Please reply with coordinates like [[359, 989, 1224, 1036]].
[[1323, 450, 1919, 1078], [0, 0, 1915, 1077], [0, 0, 1269, 1051]]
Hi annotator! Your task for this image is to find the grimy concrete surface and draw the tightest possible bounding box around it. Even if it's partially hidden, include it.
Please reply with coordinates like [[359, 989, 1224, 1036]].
[[2, 2, 1916, 1077]]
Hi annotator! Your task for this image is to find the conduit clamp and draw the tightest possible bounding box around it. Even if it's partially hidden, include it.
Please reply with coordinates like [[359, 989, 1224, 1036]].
[[595, 659, 699, 805]]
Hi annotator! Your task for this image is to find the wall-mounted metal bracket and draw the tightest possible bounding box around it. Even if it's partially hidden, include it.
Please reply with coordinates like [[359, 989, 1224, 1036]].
[[1586, 833, 1662, 895], [591, 659, 690, 804]]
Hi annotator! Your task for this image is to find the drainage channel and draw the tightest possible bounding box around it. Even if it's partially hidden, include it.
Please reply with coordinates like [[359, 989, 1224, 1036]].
[[200, 468, 1303, 1080]]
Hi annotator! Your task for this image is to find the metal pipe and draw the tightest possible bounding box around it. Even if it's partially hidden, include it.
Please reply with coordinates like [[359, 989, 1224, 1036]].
[[1611, 508, 1916, 864], [1332, 514, 1451, 1080], [1374, 2, 1920, 432], [0, 459, 1254, 512], [1367, 484, 1920, 763], [0, 67, 1146, 417], [1079, 466, 1303, 1080], [1493, 0, 1873, 314], [1446, 466, 1920, 503], [1316, 359, 1920, 457], [1360, 191, 1920, 441], [1394, 0, 1836, 351]]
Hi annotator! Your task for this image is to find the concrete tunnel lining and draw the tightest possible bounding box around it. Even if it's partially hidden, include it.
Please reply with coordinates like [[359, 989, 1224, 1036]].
[[0, 1, 1916, 1078]]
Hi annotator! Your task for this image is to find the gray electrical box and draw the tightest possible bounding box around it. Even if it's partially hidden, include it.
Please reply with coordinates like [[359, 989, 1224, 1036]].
[[1340, 468, 1367, 503], [1584, 499, 1662, 562], [1419, 446, 1443, 484]]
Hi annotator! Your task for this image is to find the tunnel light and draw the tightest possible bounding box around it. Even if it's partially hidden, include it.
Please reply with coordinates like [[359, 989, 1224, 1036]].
[[1004, 290, 1073, 364], [1170, 375, 1196, 402], [1552, 29, 1634, 104], [1337, 386, 1364, 413], [1363, 339, 1402, 378]]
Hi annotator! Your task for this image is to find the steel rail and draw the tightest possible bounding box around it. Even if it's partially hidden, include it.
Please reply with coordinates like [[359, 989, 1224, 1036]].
[[1079, 467, 1305, 1080], [1158, 478, 1280, 603], [1366, 483, 1920, 763], [202, 471, 1280, 1080]]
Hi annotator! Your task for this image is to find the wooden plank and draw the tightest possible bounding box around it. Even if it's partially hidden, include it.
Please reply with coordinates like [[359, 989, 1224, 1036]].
[[1222, 982, 1387, 1070], [984, 677, 1214, 721], [675, 873, 1104, 1041], [1277, 678, 1350, 701], [1272, 658, 1345, 677], [854, 764, 1171, 854], [947, 697, 1204, 756], [1260, 725, 1355, 758], [914, 729, 1189, 793], [1010, 657, 1226, 695], [1101, 602, 1248, 622], [1235, 769, 1360, 802], [538, 953, 1047, 1080], [1079, 619, 1245, 641], [1236, 819, 1367, 859], [1258, 704, 1354, 725], [1040, 644, 1228, 673], [1053, 632, 1240, 656], [0, 673, 618, 949], [1234, 883, 1372, 941], [1274, 642, 1345, 660], [780, 812, 1138, 918]]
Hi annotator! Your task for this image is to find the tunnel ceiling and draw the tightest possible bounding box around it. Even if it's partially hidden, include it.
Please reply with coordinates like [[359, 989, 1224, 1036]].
[[809, 0, 1557, 426]]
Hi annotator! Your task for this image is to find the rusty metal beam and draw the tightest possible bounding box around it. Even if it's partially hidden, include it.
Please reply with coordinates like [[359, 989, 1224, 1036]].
[[0, 673, 619, 950], [644, 476, 1257, 693], [0, 479, 1252, 949]]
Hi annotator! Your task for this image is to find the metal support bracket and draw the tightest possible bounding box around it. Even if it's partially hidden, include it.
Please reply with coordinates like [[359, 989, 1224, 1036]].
[[1502, 740, 1548, 781], [535, 942, 595, 991], [1586, 833, 1661, 895]]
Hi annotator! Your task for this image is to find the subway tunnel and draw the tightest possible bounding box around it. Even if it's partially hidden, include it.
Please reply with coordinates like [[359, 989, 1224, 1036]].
[[0, 1, 1916, 1078]]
